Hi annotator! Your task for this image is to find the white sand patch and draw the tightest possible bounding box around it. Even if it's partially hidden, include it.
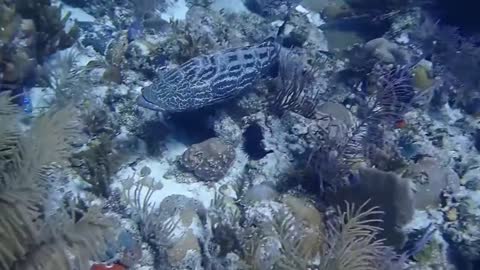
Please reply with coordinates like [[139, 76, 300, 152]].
[[114, 136, 213, 209]]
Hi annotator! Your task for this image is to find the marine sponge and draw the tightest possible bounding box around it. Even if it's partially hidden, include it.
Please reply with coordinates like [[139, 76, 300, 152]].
[[332, 167, 414, 249]]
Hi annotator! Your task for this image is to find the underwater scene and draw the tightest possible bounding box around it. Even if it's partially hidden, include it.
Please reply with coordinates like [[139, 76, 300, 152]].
[[2, 0, 480, 269]]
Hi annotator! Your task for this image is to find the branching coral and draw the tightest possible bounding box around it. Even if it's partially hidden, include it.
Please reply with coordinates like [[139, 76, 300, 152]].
[[271, 210, 316, 270], [120, 167, 177, 261], [14, 0, 78, 60], [14, 205, 113, 270], [308, 63, 416, 193], [0, 0, 79, 105], [121, 166, 164, 223], [0, 92, 114, 270], [360, 64, 415, 122]]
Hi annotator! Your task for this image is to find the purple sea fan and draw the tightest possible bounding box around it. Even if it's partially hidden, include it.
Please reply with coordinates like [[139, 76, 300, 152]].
[[371, 64, 415, 122]]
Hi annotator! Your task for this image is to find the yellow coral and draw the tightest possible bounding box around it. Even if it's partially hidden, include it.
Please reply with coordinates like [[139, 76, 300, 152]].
[[413, 65, 434, 91]]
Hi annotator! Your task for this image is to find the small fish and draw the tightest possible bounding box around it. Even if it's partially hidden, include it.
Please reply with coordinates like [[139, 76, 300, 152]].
[[22, 88, 33, 114], [401, 223, 436, 259], [137, 40, 281, 112], [394, 119, 407, 129]]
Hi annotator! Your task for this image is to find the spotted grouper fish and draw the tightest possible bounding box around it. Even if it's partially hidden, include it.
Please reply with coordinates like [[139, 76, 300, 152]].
[[137, 40, 281, 112]]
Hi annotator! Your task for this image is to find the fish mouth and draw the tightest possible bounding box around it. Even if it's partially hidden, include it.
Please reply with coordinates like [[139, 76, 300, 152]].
[[136, 94, 164, 111]]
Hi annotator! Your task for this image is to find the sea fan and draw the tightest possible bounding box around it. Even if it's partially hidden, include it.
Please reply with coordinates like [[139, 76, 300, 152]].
[[0, 93, 113, 270], [271, 201, 389, 270], [270, 49, 322, 118], [320, 201, 386, 270]]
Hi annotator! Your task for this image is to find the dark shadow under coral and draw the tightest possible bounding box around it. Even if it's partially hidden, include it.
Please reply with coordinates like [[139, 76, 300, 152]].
[[242, 122, 273, 160], [167, 107, 217, 145]]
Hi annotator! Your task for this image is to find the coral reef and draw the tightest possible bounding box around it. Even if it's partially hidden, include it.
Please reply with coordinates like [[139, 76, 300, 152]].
[[180, 137, 236, 182], [71, 134, 124, 197], [0, 93, 114, 270], [0, 0, 79, 104], [3, 0, 480, 269], [444, 190, 480, 261], [333, 167, 415, 249], [403, 157, 460, 209]]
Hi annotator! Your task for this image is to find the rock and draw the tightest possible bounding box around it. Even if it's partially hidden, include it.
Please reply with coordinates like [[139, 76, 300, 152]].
[[117, 230, 142, 267], [317, 102, 354, 128], [77, 21, 115, 55], [102, 66, 122, 84], [446, 207, 458, 221], [474, 129, 480, 153], [244, 183, 279, 203], [244, 0, 301, 19], [213, 112, 242, 146], [62, 0, 88, 7], [364, 37, 409, 64], [124, 39, 159, 73], [321, 0, 353, 20], [403, 215, 452, 270], [301, 0, 330, 13], [180, 138, 236, 182], [167, 229, 202, 268], [104, 229, 142, 264], [142, 195, 207, 268], [157, 194, 207, 227], [236, 92, 266, 115], [444, 190, 480, 260], [282, 195, 323, 230], [403, 157, 460, 209], [278, 11, 328, 51], [462, 166, 480, 191], [282, 111, 348, 157], [282, 195, 324, 259]]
